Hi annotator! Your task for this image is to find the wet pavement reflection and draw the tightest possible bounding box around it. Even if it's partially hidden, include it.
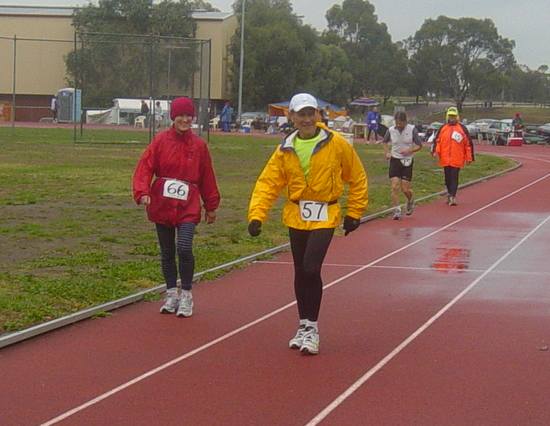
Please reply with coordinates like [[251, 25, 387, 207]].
[[431, 247, 471, 273]]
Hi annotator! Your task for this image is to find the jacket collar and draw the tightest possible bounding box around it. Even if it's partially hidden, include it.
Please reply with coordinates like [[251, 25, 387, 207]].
[[280, 126, 332, 152], [170, 126, 193, 142]]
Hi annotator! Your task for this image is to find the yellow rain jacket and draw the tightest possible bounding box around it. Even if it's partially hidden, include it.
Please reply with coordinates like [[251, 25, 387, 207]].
[[248, 125, 368, 230]]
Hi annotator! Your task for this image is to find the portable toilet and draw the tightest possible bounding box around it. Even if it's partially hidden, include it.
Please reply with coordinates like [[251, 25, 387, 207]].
[[56, 88, 82, 123]]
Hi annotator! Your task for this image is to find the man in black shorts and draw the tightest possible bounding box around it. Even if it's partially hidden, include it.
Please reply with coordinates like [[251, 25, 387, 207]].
[[383, 111, 423, 220]]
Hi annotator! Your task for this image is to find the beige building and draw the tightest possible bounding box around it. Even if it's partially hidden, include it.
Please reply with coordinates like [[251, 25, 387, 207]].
[[0, 5, 237, 120]]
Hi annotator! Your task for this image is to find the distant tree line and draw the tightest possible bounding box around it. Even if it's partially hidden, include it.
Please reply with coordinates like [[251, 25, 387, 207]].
[[65, 0, 550, 110], [230, 0, 550, 110]]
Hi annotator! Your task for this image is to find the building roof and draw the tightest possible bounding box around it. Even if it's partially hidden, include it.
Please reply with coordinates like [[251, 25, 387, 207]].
[[0, 6, 233, 20], [191, 11, 234, 21], [0, 5, 76, 17]]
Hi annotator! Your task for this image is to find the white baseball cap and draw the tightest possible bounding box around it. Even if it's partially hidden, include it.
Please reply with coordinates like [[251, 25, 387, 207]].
[[289, 93, 318, 112]]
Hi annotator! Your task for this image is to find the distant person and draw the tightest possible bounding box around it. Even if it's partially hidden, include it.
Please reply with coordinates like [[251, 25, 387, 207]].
[[140, 100, 150, 127], [382, 111, 423, 220], [512, 112, 524, 137], [220, 101, 233, 132], [50, 96, 58, 122], [247, 93, 368, 355], [154, 101, 163, 128], [366, 106, 381, 142], [432, 107, 474, 206], [133, 97, 220, 317]]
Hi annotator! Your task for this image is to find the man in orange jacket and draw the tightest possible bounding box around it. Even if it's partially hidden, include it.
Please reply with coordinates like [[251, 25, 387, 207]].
[[432, 107, 474, 206]]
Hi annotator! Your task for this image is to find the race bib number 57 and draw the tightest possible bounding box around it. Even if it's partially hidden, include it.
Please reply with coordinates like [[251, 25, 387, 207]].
[[299, 201, 329, 222], [163, 179, 189, 200]]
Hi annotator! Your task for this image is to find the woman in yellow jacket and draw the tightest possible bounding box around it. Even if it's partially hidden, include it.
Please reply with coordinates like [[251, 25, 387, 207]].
[[247, 93, 368, 355]]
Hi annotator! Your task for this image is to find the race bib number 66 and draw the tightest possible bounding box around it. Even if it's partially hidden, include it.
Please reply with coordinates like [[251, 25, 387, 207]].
[[299, 201, 329, 222], [163, 179, 189, 201]]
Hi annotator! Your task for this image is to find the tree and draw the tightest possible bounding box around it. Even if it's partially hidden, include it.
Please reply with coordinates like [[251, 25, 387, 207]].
[[230, 0, 319, 109], [407, 16, 515, 110], [507, 65, 550, 104], [305, 42, 353, 106], [324, 0, 406, 102], [66, 0, 214, 106]]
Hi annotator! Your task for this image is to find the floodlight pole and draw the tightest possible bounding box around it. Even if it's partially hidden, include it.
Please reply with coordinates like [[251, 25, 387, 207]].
[[237, 0, 246, 124]]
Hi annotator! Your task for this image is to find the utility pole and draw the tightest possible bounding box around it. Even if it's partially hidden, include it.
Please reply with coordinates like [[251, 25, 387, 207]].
[[237, 0, 246, 124]]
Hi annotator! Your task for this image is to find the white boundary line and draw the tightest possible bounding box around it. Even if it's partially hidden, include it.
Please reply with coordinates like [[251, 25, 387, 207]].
[[306, 214, 550, 426], [255, 262, 550, 277], [41, 172, 550, 426]]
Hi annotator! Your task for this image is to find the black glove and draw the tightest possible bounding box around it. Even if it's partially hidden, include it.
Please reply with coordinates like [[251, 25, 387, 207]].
[[248, 219, 262, 237], [343, 215, 360, 236]]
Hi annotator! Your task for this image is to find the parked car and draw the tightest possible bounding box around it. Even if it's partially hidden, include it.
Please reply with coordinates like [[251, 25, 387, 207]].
[[487, 119, 513, 145], [424, 121, 443, 143], [240, 111, 268, 130], [537, 123, 550, 137], [467, 118, 498, 139]]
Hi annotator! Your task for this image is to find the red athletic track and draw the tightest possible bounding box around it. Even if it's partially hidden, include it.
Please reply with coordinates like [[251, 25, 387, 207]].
[[1, 146, 549, 426]]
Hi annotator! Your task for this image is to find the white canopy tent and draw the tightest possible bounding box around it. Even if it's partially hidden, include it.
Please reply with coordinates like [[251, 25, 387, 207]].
[[86, 99, 171, 125]]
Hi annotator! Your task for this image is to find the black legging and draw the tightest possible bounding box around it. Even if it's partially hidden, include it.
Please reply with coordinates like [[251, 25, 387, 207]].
[[444, 166, 460, 197], [289, 227, 334, 322], [155, 222, 196, 291]]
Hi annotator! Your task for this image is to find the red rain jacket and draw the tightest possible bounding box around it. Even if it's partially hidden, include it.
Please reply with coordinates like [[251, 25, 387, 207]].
[[434, 123, 474, 168], [133, 127, 220, 226]]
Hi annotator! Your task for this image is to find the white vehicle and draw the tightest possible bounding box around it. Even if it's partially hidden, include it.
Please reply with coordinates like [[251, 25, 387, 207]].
[[468, 118, 498, 139], [487, 119, 513, 145]]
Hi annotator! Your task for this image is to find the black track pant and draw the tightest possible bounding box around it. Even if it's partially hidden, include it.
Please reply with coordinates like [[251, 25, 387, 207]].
[[289, 227, 334, 322], [155, 222, 196, 291], [444, 166, 460, 197]]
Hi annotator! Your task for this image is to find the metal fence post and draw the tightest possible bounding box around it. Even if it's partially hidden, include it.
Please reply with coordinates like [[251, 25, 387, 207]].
[[11, 35, 16, 128], [148, 34, 154, 144]]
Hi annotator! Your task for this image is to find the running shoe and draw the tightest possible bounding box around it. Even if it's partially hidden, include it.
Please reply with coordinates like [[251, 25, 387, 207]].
[[392, 207, 402, 220], [160, 288, 179, 314], [289, 325, 307, 349], [448, 196, 457, 206], [176, 291, 193, 317], [300, 327, 319, 355], [406, 199, 415, 215]]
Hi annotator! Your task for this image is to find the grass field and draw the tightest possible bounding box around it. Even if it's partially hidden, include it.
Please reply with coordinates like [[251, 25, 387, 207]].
[[0, 127, 515, 333]]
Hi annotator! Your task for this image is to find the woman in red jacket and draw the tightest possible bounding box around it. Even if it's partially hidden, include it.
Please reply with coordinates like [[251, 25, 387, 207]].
[[133, 97, 220, 317]]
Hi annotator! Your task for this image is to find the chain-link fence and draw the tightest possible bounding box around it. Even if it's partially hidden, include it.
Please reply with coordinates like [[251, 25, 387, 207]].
[[0, 33, 211, 143]]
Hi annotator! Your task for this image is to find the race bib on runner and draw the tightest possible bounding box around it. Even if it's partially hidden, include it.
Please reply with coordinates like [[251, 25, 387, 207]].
[[371, 120, 377, 124], [163, 179, 189, 201], [299, 200, 329, 222], [451, 131, 463, 143], [400, 158, 412, 167]]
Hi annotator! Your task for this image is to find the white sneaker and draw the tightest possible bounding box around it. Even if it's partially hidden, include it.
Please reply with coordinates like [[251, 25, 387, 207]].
[[392, 207, 402, 220], [160, 289, 179, 314], [300, 327, 319, 355], [289, 326, 307, 349], [176, 291, 193, 317]]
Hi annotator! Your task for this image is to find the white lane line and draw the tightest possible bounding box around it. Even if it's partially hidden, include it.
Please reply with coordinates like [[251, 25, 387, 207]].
[[255, 260, 367, 268], [256, 261, 550, 277], [41, 172, 550, 426], [306, 214, 550, 426], [497, 153, 550, 164]]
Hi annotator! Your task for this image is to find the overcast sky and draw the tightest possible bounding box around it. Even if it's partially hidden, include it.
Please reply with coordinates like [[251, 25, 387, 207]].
[[4, 0, 548, 68]]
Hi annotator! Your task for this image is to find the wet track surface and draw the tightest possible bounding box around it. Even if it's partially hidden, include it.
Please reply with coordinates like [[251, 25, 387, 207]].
[[0, 146, 549, 426]]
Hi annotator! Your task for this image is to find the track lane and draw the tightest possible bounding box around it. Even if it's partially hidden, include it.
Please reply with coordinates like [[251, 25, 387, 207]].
[[0, 146, 548, 425]]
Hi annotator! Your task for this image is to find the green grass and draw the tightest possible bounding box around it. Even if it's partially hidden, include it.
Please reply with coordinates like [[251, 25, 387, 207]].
[[0, 127, 515, 333]]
